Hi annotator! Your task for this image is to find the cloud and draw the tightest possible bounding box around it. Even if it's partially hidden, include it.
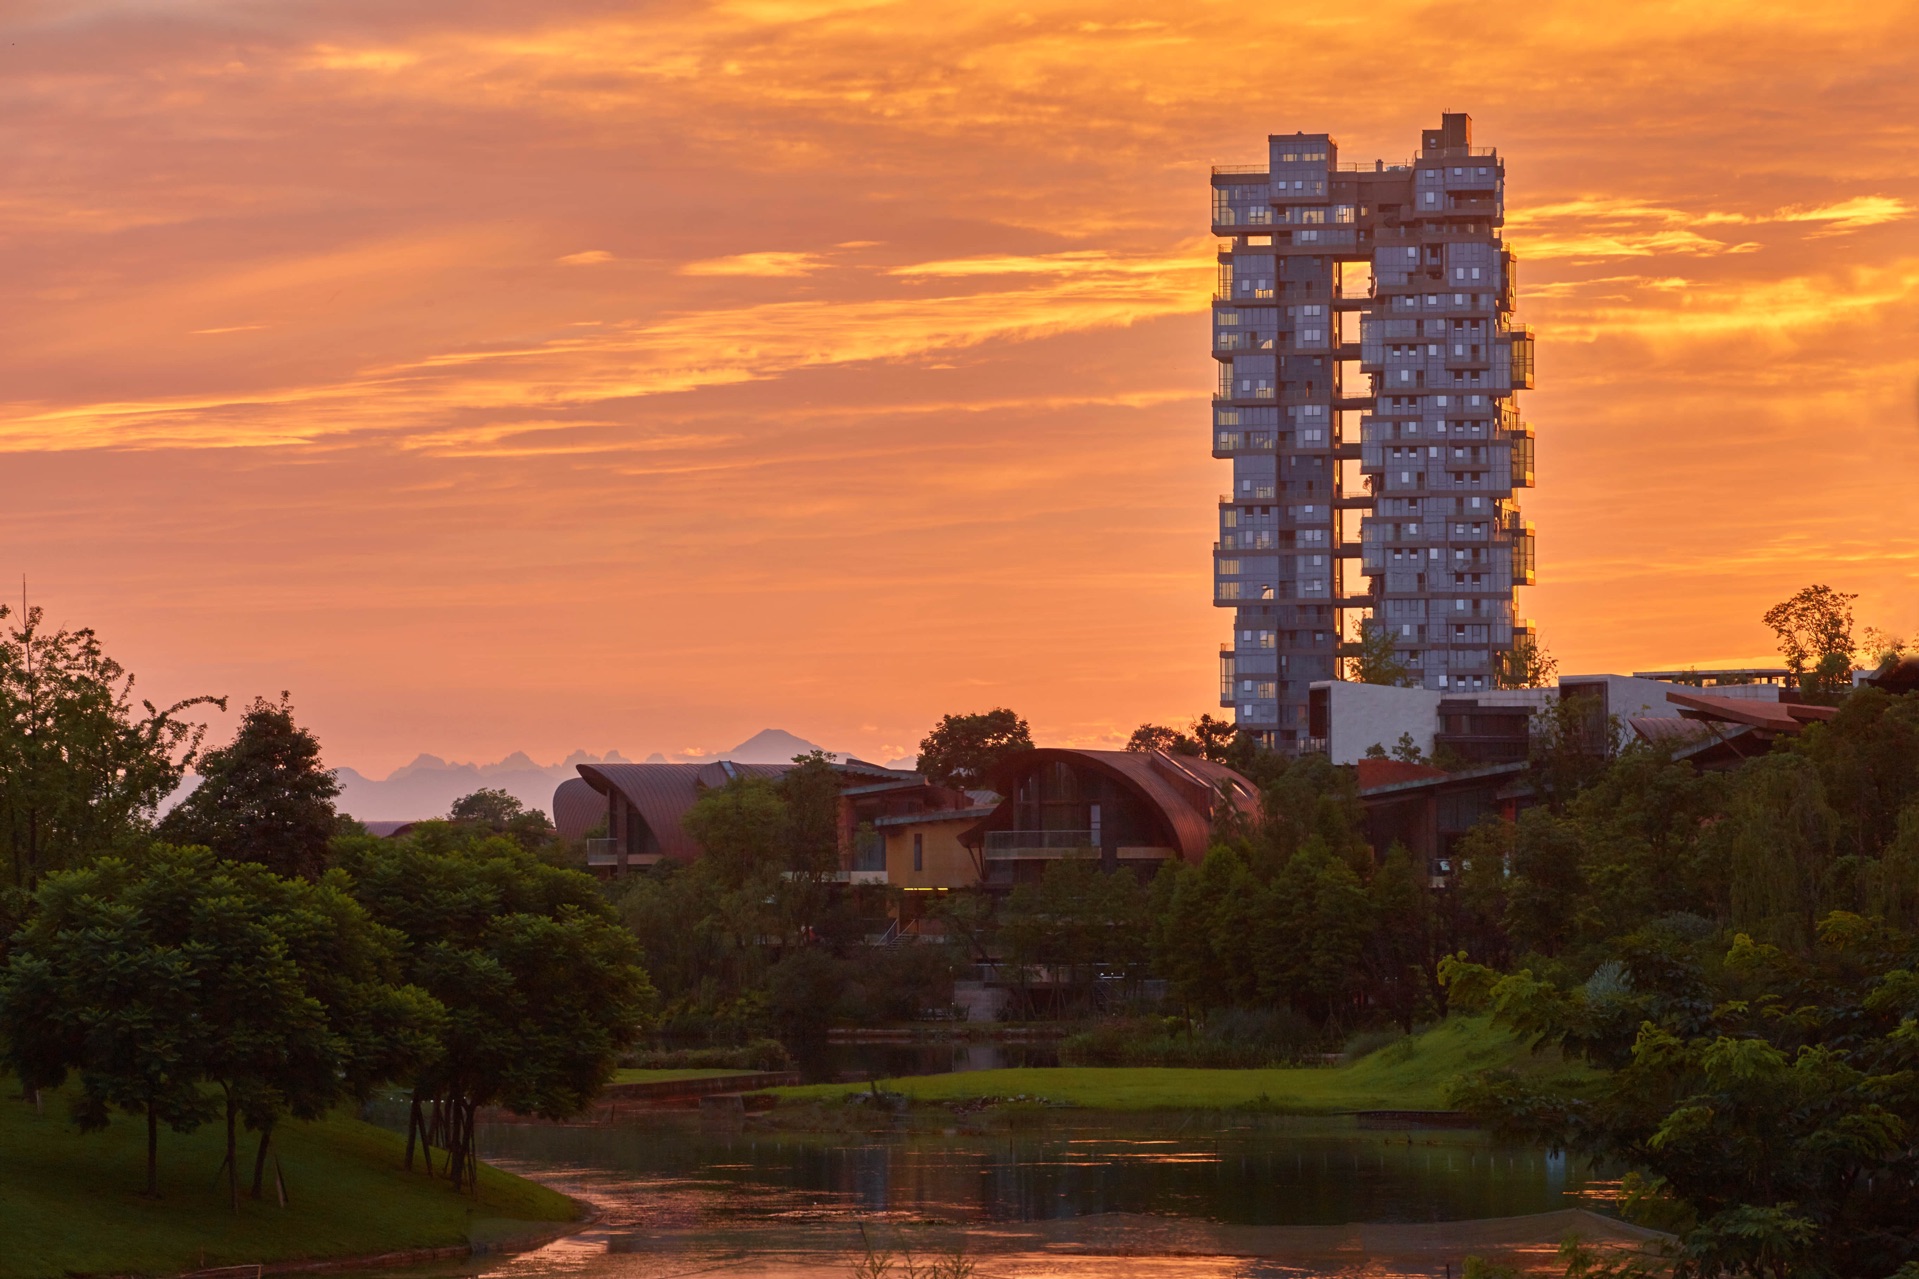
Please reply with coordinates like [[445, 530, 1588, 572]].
[[557, 249, 614, 265], [679, 251, 829, 277]]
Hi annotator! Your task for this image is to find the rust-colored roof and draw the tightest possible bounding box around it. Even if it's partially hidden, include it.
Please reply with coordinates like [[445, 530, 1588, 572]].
[[961, 748, 1260, 862], [552, 776, 604, 842], [1666, 690, 1837, 733], [1355, 759, 1449, 791], [576, 761, 788, 861], [1866, 655, 1919, 696]]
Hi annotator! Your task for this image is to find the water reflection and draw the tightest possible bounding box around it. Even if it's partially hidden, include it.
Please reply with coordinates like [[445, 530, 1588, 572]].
[[361, 1111, 1635, 1279], [475, 1113, 1588, 1228]]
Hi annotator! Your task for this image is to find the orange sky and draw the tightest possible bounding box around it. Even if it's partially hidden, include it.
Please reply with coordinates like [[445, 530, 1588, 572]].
[[5, 0, 1918, 774]]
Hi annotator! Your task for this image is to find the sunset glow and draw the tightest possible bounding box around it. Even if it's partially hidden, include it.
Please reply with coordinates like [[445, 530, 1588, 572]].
[[5, 0, 1917, 774]]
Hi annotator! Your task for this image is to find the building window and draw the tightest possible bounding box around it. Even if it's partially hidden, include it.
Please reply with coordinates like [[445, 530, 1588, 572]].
[[913, 833, 923, 873]]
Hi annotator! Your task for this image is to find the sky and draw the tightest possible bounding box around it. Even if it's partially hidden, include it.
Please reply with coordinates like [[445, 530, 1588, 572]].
[[4, 0, 1918, 776]]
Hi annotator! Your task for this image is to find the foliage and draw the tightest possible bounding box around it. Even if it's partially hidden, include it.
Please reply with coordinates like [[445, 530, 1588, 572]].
[[1444, 914, 1919, 1279], [1495, 633, 1559, 689], [447, 787, 554, 853], [0, 1094, 573, 1279], [0, 604, 222, 889], [158, 694, 340, 880], [0, 847, 438, 1201], [1346, 618, 1413, 687], [778, 1015, 1585, 1111], [1763, 584, 1858, 698], [915, 708, 1033, 788], [1125, 715, 1250, 764], [999, 859, 1151, 1015], [333, 830, 652, 1191]]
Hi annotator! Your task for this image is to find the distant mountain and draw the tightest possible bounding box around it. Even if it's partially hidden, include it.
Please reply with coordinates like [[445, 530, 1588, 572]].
[[332, 750, 632, 823], [324, 729, 839, 822], [690, 728, 828, 765]]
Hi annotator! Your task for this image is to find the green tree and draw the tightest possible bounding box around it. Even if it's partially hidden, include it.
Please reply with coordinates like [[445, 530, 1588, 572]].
[[776, 751, 843, 877], [1494, 633, 1558, 689], [335, 831, 653, 1191], [1763, 584, 1857, 698], [1365, 844, 1436, 1031], [1444, 915, 1919, 1279], [682, 775, 788, 888], [0, 859, 213, 1197], [446, 787, 554, 853], [0, 604, 221, 889], [158, 694, 339, 880], [1126, 723, 1196, 754], [0, 847, 434, 1204], [916, 708, 1033, 789], [1345, 618, 1412, 686]]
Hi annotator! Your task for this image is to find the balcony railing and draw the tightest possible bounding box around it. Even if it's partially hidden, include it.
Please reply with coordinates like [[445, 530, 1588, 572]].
[[983, 830, 1096, 860], [584, 838, 620, 866]]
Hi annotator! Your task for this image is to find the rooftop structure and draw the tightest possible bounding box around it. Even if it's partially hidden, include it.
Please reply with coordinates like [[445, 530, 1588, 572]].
[[1211, 113, 1535, 749], [959, 748, 1260, 886]]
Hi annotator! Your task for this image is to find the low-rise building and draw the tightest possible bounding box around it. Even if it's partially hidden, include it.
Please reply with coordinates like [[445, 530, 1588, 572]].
[[959, 748, 1260, 887]]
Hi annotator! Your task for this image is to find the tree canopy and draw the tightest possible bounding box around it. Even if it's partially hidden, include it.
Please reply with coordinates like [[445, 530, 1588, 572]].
[[333, 829, 652, 1190], [916, 708, 1033, 789], [1764, 584, 1858, 698], [158, 693, 340, 880], [0, 605, 221, 889]]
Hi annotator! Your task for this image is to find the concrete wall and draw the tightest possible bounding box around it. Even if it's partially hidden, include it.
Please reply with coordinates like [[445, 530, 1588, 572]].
[[1316, 680, 1443, 765]]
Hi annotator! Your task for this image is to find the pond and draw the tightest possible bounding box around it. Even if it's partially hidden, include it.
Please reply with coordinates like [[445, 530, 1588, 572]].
[[364, 1106, 1639, 1279]]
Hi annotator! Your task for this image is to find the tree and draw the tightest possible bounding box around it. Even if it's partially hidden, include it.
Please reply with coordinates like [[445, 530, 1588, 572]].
[[1345, 618, 1412, 686], [916, 708, 1033, 789], [1443, 915, 1919, 1279], [158, 693, 339, 880], [447, 787, 553, 853], [1763, 584, 1857, 698], [1494, 633, 1558, 689], [0, 604, 221, 889], [0, 859, 213, 1197], [334, 831, 652, 1191], [1126, 723, 1194, 754], [0, 847, 434, 1204]]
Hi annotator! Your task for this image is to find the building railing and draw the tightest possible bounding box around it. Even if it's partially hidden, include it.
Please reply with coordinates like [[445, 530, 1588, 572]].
[[982, 830, 1097, 859], [584, 838, 620, 866]]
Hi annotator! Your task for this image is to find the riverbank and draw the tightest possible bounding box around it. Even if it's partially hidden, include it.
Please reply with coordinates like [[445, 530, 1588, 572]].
[[0, 1084, 576, 1279], [770, 1016, 1589, 1112]]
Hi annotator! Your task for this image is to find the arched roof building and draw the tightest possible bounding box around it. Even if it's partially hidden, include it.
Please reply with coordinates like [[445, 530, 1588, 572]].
[[959, 748, 1259, 885]]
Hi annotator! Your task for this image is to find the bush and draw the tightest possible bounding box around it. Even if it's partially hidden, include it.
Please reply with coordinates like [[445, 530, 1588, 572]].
[[1059, 1009, 1322, 1067]]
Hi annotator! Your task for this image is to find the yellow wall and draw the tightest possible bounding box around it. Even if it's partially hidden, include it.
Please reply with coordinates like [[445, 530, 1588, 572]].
[[880, 817, 980, 889]]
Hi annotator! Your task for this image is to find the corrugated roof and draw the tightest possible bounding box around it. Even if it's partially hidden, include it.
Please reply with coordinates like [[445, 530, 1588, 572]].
[[577, 761, 788, 861], [552, 776, 603, 842], [1667, 690, 1836, 733], [963, 748, 1260, 862]]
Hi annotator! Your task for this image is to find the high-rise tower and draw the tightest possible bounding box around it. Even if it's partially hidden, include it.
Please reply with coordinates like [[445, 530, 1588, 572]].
[[1210, 113, 1536, 749]]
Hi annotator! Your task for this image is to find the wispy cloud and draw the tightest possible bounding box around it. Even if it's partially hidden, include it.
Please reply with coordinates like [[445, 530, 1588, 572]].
[[557, 249, 614, 265], [680, 251, 829, 277]]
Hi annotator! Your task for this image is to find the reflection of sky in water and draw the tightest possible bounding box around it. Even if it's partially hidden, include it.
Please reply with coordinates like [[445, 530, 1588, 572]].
[[361, 1115, 1640, 1279]]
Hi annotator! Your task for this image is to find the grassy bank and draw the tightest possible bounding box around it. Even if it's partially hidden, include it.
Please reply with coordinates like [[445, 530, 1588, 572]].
[[0, 1083, 576, 1279], [772, 1016, 1588, 1112], [610, 1067, 765, 1085]]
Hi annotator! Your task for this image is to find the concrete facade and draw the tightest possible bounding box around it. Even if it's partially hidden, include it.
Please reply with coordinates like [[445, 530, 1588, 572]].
[[1212, 113, 1536, 748]]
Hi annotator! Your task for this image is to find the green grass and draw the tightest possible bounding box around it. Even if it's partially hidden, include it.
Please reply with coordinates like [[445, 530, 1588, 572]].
[[771, 1016, 1590, 1112], [609, 1067, 762, 1084], [0, 1083, 577, 1279]]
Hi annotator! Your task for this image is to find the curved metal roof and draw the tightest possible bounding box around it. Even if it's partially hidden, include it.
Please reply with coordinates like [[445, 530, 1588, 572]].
[[575, 761, 789, 861], [962, 748, 1260, 862], [552, 776, 604, 842]]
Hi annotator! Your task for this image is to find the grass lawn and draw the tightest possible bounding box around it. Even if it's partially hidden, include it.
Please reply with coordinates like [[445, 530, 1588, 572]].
[[609, 1067, 763, 1085], [0, 1082, 577, 1279], [771, 1016, 1589, 1112]]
